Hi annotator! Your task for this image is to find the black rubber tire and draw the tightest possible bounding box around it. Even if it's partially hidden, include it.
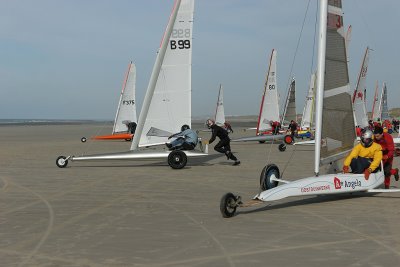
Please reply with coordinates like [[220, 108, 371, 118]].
[[56, 156, 68, 168], [125, 138, 132, 141], [284, 135, 294, 144], [259, 164, 280, 190], [220, 192, 238, 218], [258, 140, 266, 144], [168, 150, 187, 169], [81, 137, 87, 143], [278, 143, 286, 151]]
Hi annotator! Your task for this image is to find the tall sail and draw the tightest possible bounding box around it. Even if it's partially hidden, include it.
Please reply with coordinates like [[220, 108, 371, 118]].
[[318, 0, 355, 165], [113, 62, 137, 134], [371, 81, 380, 120], [352, 47, 369, 128], [300, 73, 316, 130], [281, 78, 297, 124], [380, 82, 390, 121], [131, 0, 194, 148], [214, 84, 225, 126], [257, 49, 280, 133]]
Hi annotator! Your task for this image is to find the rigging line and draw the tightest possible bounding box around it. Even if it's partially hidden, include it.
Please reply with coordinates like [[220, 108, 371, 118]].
[[310, 0, 318, 75], [351, 0, 376, 49], [284, 0, 312, 96]]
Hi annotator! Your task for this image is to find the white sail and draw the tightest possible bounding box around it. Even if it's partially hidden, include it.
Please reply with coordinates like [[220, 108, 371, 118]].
[[371, 81, 380, 120], [352, 47, 369, 128], [281, 78, 296, 125], [214, 84, 225, 126], [300, 72, 316, 130], [257, 49, 280, 133], [315, 0, 355, 171], [380, 82, 390, 121], [131, 0, 194, 149], [113, 62, 137, 134]]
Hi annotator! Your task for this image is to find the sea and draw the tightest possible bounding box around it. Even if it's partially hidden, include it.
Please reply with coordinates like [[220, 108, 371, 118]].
[[0, 119, 111, 126]]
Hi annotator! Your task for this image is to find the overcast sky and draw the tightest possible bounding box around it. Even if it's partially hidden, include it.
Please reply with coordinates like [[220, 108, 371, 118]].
[[1, 0, 399, 120]]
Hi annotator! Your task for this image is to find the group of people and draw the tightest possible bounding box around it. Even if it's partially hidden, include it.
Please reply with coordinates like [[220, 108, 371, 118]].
[[367, 118, 399, 134], [343, 126, 399, 189], [165, 120, 240, 166], [165, 118, 400, 188]]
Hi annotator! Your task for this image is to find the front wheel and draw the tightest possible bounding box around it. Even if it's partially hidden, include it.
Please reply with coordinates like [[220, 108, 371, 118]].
[[56, 156, 68, 168], [220, 192, 239, 218], [258, 140, 266, 144], [278, 144, 286, 151], [260, 164, 280, 191], [168, 150, 187, 169]]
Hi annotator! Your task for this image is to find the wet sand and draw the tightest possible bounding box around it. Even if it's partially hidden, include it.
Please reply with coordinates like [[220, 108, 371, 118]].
[[1, 122, 400, 266]]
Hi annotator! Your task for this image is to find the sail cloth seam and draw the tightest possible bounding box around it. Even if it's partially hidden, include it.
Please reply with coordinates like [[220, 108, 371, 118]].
[[327, 5, 342, 16], [323, 85, 350, 98]]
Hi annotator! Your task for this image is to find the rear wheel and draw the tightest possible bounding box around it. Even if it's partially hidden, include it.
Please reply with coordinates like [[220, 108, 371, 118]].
[[260, 164, 280, 190], [81, 137, 87, 143], [168, 150, 187, 169], [258, 140, 266, 144], [220, 192, 239, 218], [56, 156, 68, 168]]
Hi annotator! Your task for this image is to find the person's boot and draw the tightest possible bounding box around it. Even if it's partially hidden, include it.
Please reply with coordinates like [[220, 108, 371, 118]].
[[233, 160, 241, 166], [394, 168, 399, 181]]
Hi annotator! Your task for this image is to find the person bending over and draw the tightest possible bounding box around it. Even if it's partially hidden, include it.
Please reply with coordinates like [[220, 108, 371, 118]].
[[205, 119, 240, 166]]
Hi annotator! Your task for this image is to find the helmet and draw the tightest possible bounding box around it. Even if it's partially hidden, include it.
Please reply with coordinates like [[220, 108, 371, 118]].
[[205, 119, 214, 129], [360, 129, 373, 147], [181, 124, 190, 131]]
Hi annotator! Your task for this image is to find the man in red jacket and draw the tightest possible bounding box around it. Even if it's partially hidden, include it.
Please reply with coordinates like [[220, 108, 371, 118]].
[[373, 126, 399, 189]]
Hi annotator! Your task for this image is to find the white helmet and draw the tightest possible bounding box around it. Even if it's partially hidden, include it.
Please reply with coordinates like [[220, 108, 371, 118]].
[[360, 129, 373, 147]]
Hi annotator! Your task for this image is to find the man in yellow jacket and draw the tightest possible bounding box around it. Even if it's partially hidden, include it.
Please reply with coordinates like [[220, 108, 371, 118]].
[[343, 129, 382, 180]]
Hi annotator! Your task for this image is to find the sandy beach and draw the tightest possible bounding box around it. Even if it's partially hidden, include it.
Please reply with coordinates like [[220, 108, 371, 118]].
[[1, 122, 400, 266]]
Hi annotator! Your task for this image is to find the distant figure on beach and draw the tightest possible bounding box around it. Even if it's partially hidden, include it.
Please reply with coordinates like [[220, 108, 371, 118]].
[[224, 121, 233, 133], [205, 119, 240, 166]]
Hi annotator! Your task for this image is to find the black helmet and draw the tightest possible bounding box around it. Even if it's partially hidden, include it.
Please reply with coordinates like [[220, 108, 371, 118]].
[[360, 129, 373, 147], [205, 119, 214, 129], [181, 124, 190, 131]]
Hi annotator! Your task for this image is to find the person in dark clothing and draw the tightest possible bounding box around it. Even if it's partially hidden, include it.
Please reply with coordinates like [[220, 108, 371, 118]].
[[288, 120, 298, 138], [127, 122, 137, 134], [206, 119, 240, 166]]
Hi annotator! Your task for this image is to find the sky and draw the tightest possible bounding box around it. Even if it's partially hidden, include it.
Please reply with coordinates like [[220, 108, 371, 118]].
[[1, 0, 399, 120]]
